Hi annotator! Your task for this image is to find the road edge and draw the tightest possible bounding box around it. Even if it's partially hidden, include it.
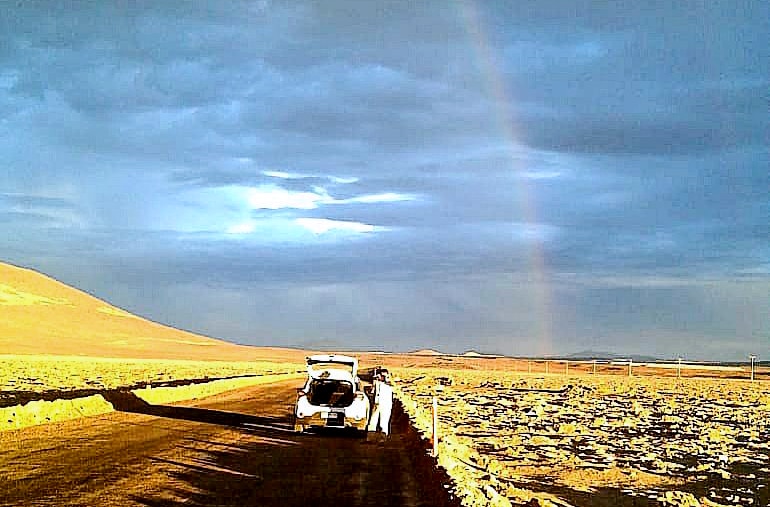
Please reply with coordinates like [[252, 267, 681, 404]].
[[0, 372, 305, 431]]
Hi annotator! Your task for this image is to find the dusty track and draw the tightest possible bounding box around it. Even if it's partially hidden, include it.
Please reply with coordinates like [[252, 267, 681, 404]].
[[0, 378, 459, 506]]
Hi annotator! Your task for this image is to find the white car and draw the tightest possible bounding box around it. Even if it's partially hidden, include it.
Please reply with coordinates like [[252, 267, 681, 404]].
[[293, 354, 370, 433]]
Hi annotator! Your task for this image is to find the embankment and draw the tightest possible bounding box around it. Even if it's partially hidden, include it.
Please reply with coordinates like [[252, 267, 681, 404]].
[[394, 384, 536, 507], [390, 398, 465, 507], [0, 372, 304, 431]]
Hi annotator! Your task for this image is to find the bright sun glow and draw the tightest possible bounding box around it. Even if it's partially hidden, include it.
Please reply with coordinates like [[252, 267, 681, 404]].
[[329, 176, 359, 184], [225, 184, 412, 236], [341, 192, 411, 204], [247, 186, 328, 210], [262, 171, 359, 184], [295, 218, 376, 234], [244, 185, 414, 211], [262, 170, 295, 179]]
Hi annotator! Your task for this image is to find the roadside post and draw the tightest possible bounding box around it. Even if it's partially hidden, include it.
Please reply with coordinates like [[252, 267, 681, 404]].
[[750, 355, 756, 382], [432, 396, 438, 457], [528, 360, 532, 374], [545, 360, 549, 374], [677, 357, 682, 379], [592, 359, 597, 374], [628, 359, 633, 377], [565, 361, 569, 375]]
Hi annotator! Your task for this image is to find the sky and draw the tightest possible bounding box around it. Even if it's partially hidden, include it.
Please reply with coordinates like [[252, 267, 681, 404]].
[[1, 1, 768, 360]]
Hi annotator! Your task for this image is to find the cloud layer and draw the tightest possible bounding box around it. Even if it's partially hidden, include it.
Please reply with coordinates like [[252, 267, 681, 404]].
[[1, 1, 767, 359]]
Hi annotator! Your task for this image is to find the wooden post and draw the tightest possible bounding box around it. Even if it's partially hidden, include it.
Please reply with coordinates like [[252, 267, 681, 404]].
[[528, 361, 532, 374], [545, 360, 549, 374], [628, 359, 632, 377], [565, 361, 569, 375], [432, 396, 438, 457], [592, 360, 597, 375], [677, 357, 682, 379]]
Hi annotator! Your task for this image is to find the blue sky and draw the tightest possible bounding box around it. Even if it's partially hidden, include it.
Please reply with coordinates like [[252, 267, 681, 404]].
[[1, 1, 768, 359]]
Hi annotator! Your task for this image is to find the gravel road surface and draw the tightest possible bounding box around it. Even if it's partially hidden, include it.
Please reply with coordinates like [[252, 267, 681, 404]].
[[0, 378, 458, 506]]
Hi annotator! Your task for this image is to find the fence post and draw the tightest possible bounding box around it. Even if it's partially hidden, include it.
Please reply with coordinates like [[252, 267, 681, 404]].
[[432, 396, 438, 457]]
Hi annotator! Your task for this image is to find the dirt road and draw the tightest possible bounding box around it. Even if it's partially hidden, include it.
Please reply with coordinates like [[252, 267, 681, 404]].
[[0, 378, 458, 506]]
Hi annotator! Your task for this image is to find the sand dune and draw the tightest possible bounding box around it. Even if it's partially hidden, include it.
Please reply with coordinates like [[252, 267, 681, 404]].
[[0, 262, 305, 362]]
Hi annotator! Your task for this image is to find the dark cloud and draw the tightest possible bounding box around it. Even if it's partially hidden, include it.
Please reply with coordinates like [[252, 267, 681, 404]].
[[0, 0, 767, 359]]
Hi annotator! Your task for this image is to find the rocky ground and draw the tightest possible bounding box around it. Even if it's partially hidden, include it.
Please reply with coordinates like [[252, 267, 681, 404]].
[[394, 369, 770, 507]]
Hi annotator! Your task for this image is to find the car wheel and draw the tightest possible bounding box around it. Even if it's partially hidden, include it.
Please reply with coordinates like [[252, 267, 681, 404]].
[[293, 421, 304, 433]]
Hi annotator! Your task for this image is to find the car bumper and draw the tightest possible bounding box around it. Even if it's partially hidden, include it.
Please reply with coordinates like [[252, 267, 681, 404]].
[[295, 412, 368, 430]]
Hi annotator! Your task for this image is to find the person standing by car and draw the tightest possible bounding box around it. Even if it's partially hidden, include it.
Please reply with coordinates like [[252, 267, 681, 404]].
[[368, 370, 393, 437]]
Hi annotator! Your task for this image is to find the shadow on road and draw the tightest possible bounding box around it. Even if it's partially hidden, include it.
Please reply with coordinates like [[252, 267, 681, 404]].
[[0, 374, 305, 409], [102, 390, 294, 435], [115, 391, 462, 507]]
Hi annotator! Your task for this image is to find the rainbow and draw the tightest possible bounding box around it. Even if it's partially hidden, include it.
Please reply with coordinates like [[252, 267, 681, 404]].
[[456, 0, 553, 356]]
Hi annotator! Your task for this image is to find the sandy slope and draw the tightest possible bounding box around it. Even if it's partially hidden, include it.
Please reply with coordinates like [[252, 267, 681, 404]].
[[0, 262, 305, 362]]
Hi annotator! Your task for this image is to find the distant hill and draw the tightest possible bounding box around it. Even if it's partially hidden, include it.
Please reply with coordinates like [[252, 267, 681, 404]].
[[0, 262, 305, 362], [461, 350, 501, 358], [410, 349, 444, 356]]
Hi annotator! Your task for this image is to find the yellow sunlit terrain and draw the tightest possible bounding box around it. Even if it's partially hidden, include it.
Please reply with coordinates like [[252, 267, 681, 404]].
[[0, 355, 299, 401], [3, 260, 769, 506], [0, 262, 305, 362], [0, 261, 306, 411], [395, 369, 770, 507]]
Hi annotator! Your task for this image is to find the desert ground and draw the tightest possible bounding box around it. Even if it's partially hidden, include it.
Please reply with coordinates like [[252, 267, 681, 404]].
[[395, 368, 769, 507], [0, 354, 301, 407], [2, 261, 768, 506]]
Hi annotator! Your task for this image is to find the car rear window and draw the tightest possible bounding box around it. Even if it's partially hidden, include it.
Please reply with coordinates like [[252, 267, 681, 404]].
[[308, 379, 355, 407]]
